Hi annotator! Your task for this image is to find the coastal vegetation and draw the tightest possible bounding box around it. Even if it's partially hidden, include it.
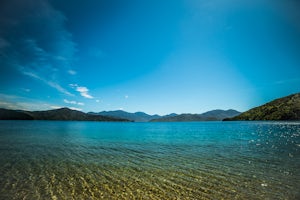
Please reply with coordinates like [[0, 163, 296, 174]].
[[0, 107, 130, 122], [224, 93, 300, 121]]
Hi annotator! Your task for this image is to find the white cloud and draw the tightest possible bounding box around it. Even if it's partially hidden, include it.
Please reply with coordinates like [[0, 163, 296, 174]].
[[68, 107, 82, 111], [64, 99, 84, 106], [125, 95, 129, 99], [68, 70, 77, 75], [95, 99, 100, 103], [76, 86, 93, 99], [50, 106, 62, 109], [69, 84, 94, 99]]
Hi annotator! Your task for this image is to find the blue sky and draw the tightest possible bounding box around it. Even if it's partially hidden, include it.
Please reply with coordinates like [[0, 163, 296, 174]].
[[0, 0, 299, 115]]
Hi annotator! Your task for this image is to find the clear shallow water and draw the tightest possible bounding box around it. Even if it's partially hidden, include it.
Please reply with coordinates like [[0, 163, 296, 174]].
[[0, 121, 299, 199]]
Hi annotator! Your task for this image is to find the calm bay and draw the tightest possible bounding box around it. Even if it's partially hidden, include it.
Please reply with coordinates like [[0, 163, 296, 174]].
[[0, 121, 299, 199]]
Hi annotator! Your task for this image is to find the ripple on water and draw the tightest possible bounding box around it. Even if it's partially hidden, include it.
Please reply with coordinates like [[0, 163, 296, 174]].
[[0, 121, 299, 199]]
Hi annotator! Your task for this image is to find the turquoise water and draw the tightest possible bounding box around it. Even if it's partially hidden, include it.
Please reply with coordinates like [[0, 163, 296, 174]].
[[0, 121, 299, 199]]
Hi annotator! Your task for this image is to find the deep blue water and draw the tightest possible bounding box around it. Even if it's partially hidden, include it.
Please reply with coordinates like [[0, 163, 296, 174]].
[[0, 121, 299, 199]]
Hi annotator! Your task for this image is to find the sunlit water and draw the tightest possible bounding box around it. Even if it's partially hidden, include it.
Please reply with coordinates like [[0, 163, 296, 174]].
[[0, 121, 299, 199]]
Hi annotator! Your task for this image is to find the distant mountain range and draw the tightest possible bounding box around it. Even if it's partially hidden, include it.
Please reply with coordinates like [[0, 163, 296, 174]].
[[2, 92, 298, 122], [224, 93, 300, 121], [150, 109, 241, 122], [0, 108, 131, 122], [0, 107, 241, 122], [90, 109, 240, 122], [89, 110, 177, 122]]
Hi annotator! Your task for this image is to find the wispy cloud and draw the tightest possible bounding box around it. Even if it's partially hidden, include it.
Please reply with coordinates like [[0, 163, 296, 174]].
[[67, 107, 82, 111], [8, 0, 76, 65], [48, 81, 73, 96], [0, 0, 76, 95], [69, 84, 78, 88], [63, 99, 84, 106], [63, 99, 76, 104], [22, 70, 73, 96], [0, 101, 17, 110], [68, 70, 77, 75], [70, 84, 94, 99], [50, 106, 62, 109], [0, 93, 59, 111], [0, 93, 84, 111], [0, 101, 47, 110]]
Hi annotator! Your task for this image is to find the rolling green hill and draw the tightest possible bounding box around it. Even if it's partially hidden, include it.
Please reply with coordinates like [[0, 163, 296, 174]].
[[0, 108, 131, 122], [0, 108, 34, 120], [224, 93, 300, 121]]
